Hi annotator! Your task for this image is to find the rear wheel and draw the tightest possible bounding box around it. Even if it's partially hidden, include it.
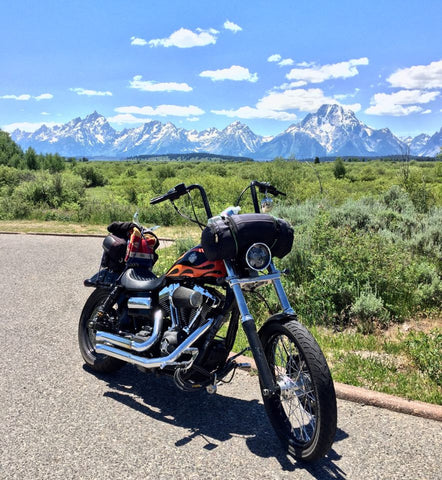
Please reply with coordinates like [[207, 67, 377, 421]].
[[78, 288, 125, 373], [259, 318, 337, 461]]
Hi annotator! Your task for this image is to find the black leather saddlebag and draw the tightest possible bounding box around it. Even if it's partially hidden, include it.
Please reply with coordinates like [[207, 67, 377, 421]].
[[100, 234, 127, 273], [201, 214, 293, 261]]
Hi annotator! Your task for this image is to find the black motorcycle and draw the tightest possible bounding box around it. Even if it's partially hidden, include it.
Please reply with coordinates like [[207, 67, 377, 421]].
[[78, 180, 337, 461]]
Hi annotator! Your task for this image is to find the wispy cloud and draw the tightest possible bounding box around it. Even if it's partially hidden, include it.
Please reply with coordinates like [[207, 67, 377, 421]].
[[2, 121, 60, 132], [1, 93, 53, 101], [267, 54, 281, 63], [267, 54, 293, 67], [212, 106, 297, 121], [35, 93, 53, 101], [212, 87, 362, 121], [365, 89, 440, 116], [223, 20, 242, 33], [115, 104, 205, 117], [130, 36, 147, 46], [286, 57, 369, 84], [70, 88, 112, 96], [129, 75, 192, 92], [1, 94, 32, 101], [200, 65, 258, 82], [278, 58, 294, 67], [387, 60, 442, 89], [149, 27, 218, 48]]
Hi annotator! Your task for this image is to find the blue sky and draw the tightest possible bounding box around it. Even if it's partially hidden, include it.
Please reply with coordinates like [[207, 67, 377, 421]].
[[1, 0, 441, 138]]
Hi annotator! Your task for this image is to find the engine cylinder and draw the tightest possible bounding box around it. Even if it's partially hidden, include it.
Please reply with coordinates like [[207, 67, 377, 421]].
[[172, 286, 203, 309]]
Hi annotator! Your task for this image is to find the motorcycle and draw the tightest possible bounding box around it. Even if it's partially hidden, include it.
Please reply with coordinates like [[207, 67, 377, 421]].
[[78, 180, 337, 461]]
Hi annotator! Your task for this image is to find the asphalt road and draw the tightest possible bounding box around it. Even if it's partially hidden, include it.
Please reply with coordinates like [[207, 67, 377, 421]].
[[0, 234, 440, 480]]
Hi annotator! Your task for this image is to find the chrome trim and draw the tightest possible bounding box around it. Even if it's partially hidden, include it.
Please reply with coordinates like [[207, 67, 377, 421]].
[[245, 243, 271, 272], [224, 260, 295, 318], [96, 309, 163, 352], [95, 317, 214, 370], [128, 297, 152, 310]]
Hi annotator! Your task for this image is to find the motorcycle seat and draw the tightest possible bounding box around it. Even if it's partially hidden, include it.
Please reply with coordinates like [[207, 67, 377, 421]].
[[121, 268, 166, 292]]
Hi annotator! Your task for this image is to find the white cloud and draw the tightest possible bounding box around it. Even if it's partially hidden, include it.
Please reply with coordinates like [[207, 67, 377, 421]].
[[296, 61, 315, 67], [2, 121, 60, 132], [224, 20, 242, 33], [365, 89, 440, 116], [35, 93, 53, 101], [212, 106, 297, 121], [115, 104, 205, 117], [130, 36, 147, 46], [1, 94, 31, 101], [274, 81, 308, 90], [286, 57, 369, 84], [70, 88, 112, 96], [186, 117, 200, 122], [149, 27, 218, 48], [200, 65, 258, 82], [212, 87, 362, 121], [129, 75, 192, 92], [278, 58, 294, 67], [1, 93, 53, 101], [257, 88, 361, 113], [268, 54, 282, 63], [387, 60, 442, 89], [107, 113, 152, 124], [421, 109, 432, 114], [41, 112, 50, 115]]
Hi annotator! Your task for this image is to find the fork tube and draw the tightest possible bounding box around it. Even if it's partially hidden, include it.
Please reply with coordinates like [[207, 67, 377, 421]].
[[268, 262, 295, 315], [224, 261, 278, 395]]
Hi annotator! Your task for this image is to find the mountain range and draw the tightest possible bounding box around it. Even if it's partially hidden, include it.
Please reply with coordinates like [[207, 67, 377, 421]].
[[10, 105, 441, 159]]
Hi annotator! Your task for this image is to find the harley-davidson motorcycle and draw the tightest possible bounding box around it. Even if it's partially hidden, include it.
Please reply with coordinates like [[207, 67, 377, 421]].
[[78, 180, 337, 461]]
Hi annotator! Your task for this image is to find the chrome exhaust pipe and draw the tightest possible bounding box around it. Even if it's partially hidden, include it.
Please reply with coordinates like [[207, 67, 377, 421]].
[[95, 309, 163, 352], [95, 318, 214, 370]]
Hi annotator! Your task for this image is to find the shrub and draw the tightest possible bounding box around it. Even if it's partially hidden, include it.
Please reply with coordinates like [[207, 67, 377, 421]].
[[405, 329, 442, 385]]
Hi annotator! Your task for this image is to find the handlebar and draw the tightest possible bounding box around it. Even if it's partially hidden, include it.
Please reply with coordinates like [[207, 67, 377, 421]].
[[150, 183, 212, 219], [150, 179, 285, 221], [252, 180, 286, 197]]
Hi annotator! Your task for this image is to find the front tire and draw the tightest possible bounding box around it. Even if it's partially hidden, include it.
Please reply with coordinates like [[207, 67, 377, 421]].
[[259, 317, 337, 461], [78, 288, 125, 373]]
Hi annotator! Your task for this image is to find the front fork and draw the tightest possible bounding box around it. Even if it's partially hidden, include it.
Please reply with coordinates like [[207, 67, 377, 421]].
[[224, 260, 295, 396]]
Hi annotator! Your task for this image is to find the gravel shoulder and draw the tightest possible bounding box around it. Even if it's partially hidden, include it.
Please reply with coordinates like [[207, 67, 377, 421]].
[[0, 234, 440, 480]]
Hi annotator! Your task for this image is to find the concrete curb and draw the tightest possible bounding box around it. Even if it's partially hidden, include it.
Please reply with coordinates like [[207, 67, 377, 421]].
[[231, 353, 442, 422]]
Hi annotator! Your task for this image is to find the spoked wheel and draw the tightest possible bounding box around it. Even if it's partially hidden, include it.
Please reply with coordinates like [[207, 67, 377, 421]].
[[259, 317, 337, 461], [78, 288, 125, 373]]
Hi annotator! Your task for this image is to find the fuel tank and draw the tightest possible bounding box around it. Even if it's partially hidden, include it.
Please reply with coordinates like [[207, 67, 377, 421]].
[[166, 245, 226, 284]]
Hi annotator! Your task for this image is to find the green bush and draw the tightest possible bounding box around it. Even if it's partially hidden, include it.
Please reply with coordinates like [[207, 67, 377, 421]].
[[405, 329, 442, 385]]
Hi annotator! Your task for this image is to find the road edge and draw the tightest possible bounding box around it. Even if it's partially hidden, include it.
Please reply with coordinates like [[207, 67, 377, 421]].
[[231, 353, 442, 422]]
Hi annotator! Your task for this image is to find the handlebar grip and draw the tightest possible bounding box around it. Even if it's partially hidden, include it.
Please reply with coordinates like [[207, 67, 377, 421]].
[[150, 195, 166, 205], [149, 183, 188, 205]]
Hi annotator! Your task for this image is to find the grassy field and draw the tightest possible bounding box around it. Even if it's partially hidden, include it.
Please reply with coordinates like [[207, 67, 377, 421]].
[[1, 157, 441, 404]]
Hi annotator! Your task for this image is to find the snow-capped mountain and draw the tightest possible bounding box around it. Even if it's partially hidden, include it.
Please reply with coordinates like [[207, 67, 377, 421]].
[[9, 106, 441, 159], [256, 105, 406, 158]]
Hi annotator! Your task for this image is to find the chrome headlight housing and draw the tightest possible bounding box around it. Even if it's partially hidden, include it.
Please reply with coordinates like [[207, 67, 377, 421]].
[[245, 243, 271, 271]]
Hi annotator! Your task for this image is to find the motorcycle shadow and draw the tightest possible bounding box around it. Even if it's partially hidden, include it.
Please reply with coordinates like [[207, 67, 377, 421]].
[[88, 364, 348, 478]]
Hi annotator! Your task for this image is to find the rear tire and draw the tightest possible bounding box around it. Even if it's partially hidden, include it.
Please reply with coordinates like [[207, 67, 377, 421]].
[[259, 317, 337, 461], [78, 288, 125, 373]]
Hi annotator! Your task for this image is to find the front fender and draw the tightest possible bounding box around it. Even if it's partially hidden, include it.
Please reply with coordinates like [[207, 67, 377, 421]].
[[258, 312, 298, 339]]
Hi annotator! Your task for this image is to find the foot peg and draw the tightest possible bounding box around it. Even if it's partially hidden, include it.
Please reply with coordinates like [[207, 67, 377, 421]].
[[236, 362, 252, 371]]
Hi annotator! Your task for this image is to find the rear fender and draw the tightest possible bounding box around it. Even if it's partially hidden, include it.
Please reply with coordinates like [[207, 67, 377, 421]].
[[84, 270, 120, 288]]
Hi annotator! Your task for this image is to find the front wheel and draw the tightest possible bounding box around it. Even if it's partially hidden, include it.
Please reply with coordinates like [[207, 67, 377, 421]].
[[259, 317, 337, 461]]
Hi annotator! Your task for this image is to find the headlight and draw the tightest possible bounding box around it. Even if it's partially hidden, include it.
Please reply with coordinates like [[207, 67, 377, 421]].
[[245, 243, 271, 271]]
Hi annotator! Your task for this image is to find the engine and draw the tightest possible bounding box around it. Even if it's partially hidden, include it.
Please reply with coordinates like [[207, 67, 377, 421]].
[[158, 285, 221, 355]]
